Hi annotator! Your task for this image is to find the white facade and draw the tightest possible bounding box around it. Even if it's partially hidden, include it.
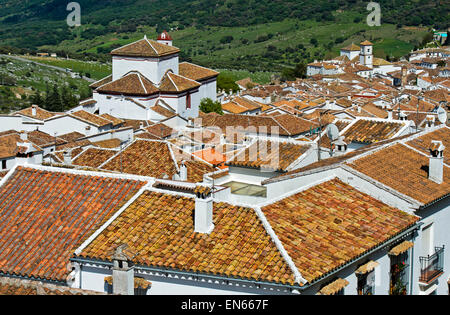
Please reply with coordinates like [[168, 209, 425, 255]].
[[112, 55, 179, 83]]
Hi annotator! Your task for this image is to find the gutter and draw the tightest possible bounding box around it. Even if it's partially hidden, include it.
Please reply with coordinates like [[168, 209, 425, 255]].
[[69, 257, 303, 291], [71, 221, 422, 294]]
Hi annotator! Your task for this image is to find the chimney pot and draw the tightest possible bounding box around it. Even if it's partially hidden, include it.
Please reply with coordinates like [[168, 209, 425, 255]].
[[429, 140, 445, 184], [179, 161, 188, 181], [112, 244, 134, 295], [31, 105, 37, 116]]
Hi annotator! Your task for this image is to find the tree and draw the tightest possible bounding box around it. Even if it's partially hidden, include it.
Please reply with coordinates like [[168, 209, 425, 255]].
[[217, 74, 240, 94], [200, 98, 223, 115], [281, 62, 307, 81], [45, 84, 62, 112]]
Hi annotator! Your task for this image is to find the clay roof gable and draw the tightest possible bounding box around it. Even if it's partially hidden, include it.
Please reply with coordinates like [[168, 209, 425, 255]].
[[159, 72, 201, 93], [77, 191, 297, 285], [261, 179, 419, 283], [347, 143, 450, 205], [111, 38, 180, 58], [96, 72, 159, 96], [179, 62, 219, 81]]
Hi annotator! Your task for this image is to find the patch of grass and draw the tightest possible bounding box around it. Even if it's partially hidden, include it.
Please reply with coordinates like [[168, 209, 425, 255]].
[[21, 56, 112, 80]]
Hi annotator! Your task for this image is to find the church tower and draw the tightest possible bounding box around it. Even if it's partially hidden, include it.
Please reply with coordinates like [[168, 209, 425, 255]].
[[157, 31, 173, 46], [359, 40, 373, 68]]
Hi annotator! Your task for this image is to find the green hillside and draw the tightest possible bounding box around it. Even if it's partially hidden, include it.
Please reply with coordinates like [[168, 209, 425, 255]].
[[0, 1, 446, 72]]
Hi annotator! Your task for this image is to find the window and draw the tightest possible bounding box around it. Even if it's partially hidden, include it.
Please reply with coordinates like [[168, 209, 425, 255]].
[[390, 252, 409, 295], [186, 92, 191, 109], [357, 270, 375, 295], [1, 160, 6, 170]]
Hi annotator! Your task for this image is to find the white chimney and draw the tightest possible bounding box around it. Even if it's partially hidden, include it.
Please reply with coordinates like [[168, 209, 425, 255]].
[[429, 140, 445, 184], [20, 131, 28, 141], [112, 245, 134, 295], [63, 150, 72, 165], [31, 105, 37, 116], [388, 108, 393, 120], [179, 161, 188, 181], [194, 187, 214, 234]]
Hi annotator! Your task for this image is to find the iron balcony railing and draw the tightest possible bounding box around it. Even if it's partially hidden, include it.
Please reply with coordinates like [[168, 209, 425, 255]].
[[419, 246, 445, 284]]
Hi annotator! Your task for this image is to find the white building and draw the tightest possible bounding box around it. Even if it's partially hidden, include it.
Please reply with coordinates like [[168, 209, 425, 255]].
[[88, 33, 219, 121]]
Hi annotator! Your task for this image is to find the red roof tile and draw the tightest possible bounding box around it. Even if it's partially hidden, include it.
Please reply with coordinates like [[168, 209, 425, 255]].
[[0, 167, 144, 282]]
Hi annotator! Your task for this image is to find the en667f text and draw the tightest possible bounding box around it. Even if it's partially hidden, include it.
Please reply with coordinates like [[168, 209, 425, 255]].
[[225, 299, 269, 311]]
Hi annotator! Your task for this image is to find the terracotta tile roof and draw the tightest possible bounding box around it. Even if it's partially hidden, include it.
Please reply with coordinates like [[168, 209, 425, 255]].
[[193, 148, 227, 168], [360, 40, 373, 46], [96, 72, 159, 96], [111, 38, 180, 58], [407, 127, 450, 164], [0, 133, 41, 159], [317, 278, 349, 295], [27, 130, 66, 148], [389, 241, 414, 256], [0, 277, 105, 295], [150, 103, 176, 119], [100, 140, 177, 178], [343, 119, 406, 144], [99, 113, 124, 127], [0, 167, 144, 282], [222, 101, 249, 114], [261, 179, 419, 283], [58, 132, 85, 143], [89, 75, 112, 89], [135, 132, 162, 140], [70, 110, 113, 128], [92, 138, 122, 149], [72, 148, 119, 168], [196, 113, 318, 137], [341, 43, 361, 51], [159, 72, 201, 93], [145, 123, 174, 139], [179, 62, 219, 81], [228, 141, 311, 172], [77, 191, 297, 285], [14, 106, 60, 121], [347, 143, 450, 205]]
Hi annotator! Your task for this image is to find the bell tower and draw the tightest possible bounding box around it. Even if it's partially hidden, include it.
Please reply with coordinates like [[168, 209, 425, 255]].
[[359, 40, 373, 69]]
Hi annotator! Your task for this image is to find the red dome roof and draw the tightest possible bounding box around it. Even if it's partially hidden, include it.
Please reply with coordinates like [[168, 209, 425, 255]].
[[158, 31, 173, 41]]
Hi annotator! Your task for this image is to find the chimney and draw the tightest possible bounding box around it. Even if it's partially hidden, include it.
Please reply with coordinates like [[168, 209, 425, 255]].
[[429, 141, 445, 184], [20, 131, 28, 141], [63, 150, 72, 165], [179, 160, 188, 181], [139, 122, 144, 130], [31, 105, 37, 116], [425, 115, 435, 130], [112, 244, 134, 295], [401, 67, 408, 87], [388, 108, 393, 120], [194, 186, 214, 234], [333, 137, 348, 156]]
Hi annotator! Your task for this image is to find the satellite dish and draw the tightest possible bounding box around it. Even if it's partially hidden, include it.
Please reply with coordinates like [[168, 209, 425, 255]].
[[437, 106, 448, 124], [327, 124, 340, 141]]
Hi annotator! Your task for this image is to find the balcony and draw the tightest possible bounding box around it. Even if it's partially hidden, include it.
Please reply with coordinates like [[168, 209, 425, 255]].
[[419, 246, 445, 284]]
